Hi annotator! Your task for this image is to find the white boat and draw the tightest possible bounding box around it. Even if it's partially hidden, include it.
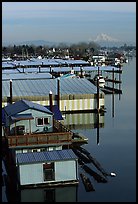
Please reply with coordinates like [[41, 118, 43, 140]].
[[93, 74, 105, 88]]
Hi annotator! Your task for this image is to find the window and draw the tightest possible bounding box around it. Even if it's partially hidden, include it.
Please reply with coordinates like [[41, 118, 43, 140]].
[[36, 117, 50, 126], [43, 162, 55, 181], [32, 149, 37, 152], [40, 148, 47, 152], [37, 118, 43, 126]]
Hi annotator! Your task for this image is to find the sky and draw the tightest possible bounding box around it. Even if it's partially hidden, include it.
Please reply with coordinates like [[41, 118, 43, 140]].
[[2, 2, 136, 45]]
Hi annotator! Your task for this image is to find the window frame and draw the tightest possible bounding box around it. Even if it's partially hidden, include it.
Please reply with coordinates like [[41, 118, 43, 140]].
[[36, 117, 50, 127]]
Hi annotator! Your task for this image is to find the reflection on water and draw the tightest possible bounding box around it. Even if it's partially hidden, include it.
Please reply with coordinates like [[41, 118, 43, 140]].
[[62, 112, 105, 129], [19, 185, 78, 202]]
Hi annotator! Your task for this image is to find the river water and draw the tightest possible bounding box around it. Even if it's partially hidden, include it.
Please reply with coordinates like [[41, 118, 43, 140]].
[[73, 57, 136, 202]]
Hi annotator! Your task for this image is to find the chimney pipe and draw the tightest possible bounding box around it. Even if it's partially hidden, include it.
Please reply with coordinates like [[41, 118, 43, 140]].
[[49, 90, 53, 112]]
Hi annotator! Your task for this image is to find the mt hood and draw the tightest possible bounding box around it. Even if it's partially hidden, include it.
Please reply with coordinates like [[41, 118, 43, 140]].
[[94, 33, 119, 42]]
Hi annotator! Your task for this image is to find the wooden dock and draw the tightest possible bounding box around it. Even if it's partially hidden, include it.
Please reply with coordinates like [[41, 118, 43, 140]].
[[82, 164, 108, 183], [80, 173, 95, 192]]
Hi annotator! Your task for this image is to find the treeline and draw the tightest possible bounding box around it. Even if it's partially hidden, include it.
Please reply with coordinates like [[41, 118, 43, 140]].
[[2, 42, 100, 60]]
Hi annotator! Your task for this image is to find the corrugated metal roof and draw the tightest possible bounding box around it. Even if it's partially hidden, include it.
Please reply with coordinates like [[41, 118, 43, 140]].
[[2, 69, 20, 74], [17, 149, 78, 164], [2, 62, 15, 68], [2, 78, 99, 99], [4, 99, 52, 116], [2, 72, 52, 80], [2, 58, 89, 68], [2, 65, 119, 75]]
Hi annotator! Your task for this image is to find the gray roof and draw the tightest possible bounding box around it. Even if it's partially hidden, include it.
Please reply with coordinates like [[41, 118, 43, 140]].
[[17, 149, 78, 164], [4, 99, 53, 116], [2, 72, 52, 80], [2, 78, 100, 99], [2, 58, 89, 68], [2, 65, 119, 75]]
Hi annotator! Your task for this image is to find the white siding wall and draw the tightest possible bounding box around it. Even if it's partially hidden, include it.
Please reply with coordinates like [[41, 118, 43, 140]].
[[2, 97, 104, 112], [19, 163, 43, 185], [55, 160, 77, 181], [19, 160, 77, 186]]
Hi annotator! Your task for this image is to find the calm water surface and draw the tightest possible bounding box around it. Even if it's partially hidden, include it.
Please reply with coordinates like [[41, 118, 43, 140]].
[[74, 57, 136, 202]]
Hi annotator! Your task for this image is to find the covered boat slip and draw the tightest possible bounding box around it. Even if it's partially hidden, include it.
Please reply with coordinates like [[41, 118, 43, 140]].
[[2, 77, 105, 112]]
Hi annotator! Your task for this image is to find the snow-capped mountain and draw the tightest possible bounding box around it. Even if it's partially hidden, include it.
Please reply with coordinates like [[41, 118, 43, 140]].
[[91, 33, 125, 47], [94, 33, 119, 42]]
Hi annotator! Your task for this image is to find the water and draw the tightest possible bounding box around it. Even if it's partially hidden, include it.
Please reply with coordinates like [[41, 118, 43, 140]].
[[18, 58, 136, 202], [75, 57, 136, 202]]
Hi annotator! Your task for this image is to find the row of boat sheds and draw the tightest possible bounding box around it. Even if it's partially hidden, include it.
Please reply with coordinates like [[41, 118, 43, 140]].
[[2, 58, 118, 202], [2, 58, 121, 111], [2, 57, 121, 73]]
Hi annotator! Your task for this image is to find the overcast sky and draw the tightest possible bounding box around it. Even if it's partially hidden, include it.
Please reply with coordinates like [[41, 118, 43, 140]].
[[2, 2, 136, 44]]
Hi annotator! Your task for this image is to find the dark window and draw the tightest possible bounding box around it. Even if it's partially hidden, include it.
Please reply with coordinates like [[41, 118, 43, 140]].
[[44, 118, 49, 125], [43, 162, 55, 181], [36, 117, 50, 126], [37, 118, 43, 125]]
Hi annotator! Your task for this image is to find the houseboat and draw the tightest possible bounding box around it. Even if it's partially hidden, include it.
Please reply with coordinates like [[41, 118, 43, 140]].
[[16, 149, 79, 188]]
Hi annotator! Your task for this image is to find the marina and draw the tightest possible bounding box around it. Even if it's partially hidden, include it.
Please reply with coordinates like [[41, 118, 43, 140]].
[[2, 57, 136, 202]]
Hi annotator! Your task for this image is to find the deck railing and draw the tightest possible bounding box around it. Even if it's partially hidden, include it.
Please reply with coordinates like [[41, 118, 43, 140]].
[[3, 119, 88, 147], [6, 132, 73, 147]]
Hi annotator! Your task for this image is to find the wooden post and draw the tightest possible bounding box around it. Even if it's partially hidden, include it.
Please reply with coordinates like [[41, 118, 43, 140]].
[[98, 66, 100, 76], [112, 68, 115, 117], [39, 66, 41, 73], [50, 66, 52, 74], [96, 113, 100, 145], [119, 72, 121, 100], [10, 79, 12, 104], [57, 78, 60, 110], [97, 78, 99, 113], [29, 120, 31, 134]]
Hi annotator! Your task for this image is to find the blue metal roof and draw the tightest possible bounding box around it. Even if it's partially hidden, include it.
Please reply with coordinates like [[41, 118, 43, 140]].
[[2, 108, 5, 125], [2, 78, 99, 98], [2, 69, 20, 74], [17, 149, 78, 164], [2, 72, 52, 80], [4, 99, 53, 116], [46, 105, 63, 120]]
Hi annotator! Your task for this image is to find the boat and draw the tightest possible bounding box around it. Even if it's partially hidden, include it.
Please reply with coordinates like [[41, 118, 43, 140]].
[[93, 74, 105, 88]]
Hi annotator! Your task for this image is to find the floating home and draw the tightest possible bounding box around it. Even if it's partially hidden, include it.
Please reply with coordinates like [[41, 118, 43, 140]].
[[16, 149, 79, 188], [2, 99, 74, 162], [2, 77, 105, 112], [3, 99, 54, 135], [2, 99, 87, 164]]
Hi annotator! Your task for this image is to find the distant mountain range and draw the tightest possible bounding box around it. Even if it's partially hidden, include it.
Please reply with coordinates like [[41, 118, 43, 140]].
[[91, 33, 135, 47], [3, 33, 135, 47], [2, 40, 71, 47]]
